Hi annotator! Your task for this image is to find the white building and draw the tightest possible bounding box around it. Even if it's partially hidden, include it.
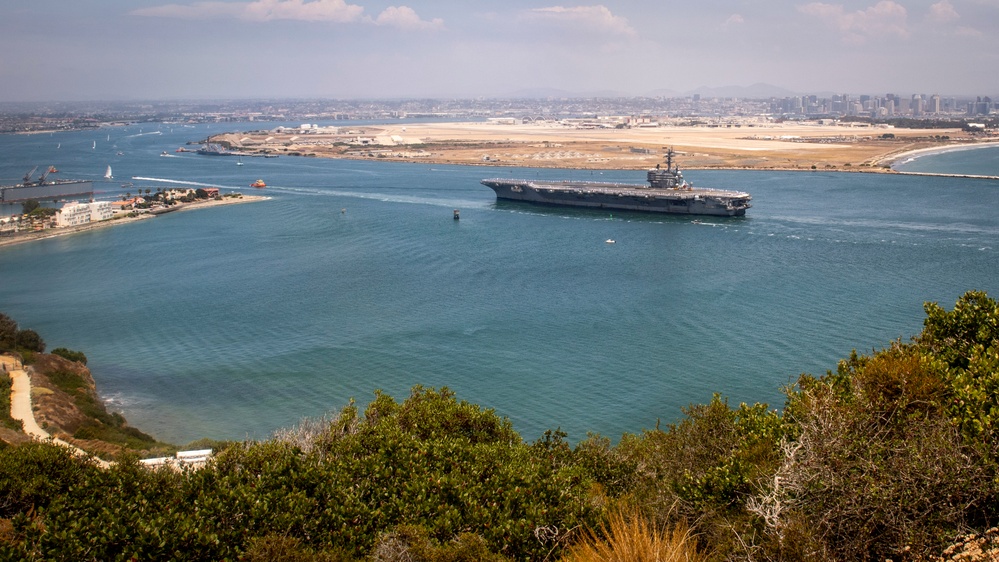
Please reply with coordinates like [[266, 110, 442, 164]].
[[90, 201, 113, 222], [56, 202, 92, 227], [56, 201, 115, 228]]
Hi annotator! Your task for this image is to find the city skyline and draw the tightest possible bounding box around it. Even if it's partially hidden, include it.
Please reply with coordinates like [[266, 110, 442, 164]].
[[1, 0, 997, 102]]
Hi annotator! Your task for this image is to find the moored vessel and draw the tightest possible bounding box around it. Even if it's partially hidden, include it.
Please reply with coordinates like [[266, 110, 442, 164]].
[[1, 166, 93, 204], [481, 148, 751, 217]]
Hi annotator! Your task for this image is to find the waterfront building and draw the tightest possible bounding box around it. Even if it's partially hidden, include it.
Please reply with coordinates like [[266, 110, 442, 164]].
[[56, 200, 114, 227], [90, 201, 113, 222], [56, 202, 92, 227]]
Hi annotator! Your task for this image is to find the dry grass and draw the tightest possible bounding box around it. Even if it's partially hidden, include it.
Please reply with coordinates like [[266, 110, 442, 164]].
[[562, 508, 707, 562]]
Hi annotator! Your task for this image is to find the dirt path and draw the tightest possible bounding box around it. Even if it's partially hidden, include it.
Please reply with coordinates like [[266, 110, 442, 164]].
[[3, 355, 110, 467]]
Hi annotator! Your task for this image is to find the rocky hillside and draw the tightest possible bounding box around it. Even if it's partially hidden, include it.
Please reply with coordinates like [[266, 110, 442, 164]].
[[5, 353, 173, 459]]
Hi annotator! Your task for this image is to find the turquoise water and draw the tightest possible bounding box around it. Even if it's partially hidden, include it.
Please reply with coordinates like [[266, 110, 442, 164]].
[[893, 142, 999, 175], [2, 125, 998, 444]]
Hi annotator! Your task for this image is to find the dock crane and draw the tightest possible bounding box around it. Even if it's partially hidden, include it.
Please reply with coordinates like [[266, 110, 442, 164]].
[[22, 166, 38, 185], [37, 166, 52, 185]]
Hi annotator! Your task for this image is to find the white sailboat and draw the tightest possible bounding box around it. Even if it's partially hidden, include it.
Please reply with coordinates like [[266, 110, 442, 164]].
[[237, 156, 243, 166], [92, 141, 96, 150], [104, 165, 113, 180]]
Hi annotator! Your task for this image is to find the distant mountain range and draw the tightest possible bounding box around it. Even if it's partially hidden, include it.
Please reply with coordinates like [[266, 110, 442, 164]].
[[680, 83, 798, 98]]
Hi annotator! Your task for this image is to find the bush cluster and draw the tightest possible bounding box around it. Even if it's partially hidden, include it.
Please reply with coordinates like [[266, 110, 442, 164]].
[[0, 313, 45, 354], [0, 373, 22, 432], [50, 348, 87, 366]]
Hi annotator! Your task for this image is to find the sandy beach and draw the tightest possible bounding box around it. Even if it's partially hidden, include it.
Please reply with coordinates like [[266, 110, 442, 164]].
[[213, 120, 996, 172], [0, 194, 268, 249]]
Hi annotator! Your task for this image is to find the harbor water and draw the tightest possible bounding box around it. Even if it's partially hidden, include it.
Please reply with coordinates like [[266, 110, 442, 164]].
[[1, 124, 998, 444]]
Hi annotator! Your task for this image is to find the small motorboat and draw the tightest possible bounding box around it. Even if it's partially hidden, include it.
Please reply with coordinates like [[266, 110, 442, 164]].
[[250, 179, 266, 188]]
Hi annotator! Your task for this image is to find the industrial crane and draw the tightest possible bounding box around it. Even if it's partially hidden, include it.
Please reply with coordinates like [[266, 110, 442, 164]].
[[22, 166, 38, 185]]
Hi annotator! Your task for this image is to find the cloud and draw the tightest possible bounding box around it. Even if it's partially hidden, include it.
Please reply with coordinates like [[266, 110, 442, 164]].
[[241, 0, 364, 22], [723, 14, 745, 28], [955, 26, 984, 37], [523, 5, 636, 36], [131, 1, 248, 19], [926, 0, 960, 23], [132, 0, 443, 29], [368, 6, 444, 30], [798, 1, 908, 44]]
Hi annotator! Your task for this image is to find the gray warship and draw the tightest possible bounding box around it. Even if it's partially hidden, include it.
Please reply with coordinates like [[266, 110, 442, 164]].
[[481, 148, 751, 217]]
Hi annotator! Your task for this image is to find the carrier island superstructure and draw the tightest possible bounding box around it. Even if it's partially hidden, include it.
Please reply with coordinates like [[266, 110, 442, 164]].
[[481, 148, 751, 217]]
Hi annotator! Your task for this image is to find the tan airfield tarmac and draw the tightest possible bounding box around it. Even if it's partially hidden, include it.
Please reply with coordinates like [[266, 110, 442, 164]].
[[213, 120, 997, 173]]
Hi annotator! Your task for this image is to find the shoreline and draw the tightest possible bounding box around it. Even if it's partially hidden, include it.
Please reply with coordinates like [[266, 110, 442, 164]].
[[882, 139, 999, 168], [0, 194, 268, 249]]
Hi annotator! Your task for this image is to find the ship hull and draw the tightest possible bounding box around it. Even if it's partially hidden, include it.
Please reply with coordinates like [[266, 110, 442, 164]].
[[0, 181, 94, 204], [482, 179, 750, 217]]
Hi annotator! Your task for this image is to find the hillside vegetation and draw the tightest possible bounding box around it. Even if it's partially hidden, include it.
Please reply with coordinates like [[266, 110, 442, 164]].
[[1, 314, 173, 459], [1, 291, 997, 561]]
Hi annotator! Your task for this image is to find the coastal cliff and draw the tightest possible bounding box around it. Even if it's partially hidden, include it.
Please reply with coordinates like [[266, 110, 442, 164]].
[[1, 352, 172, 459]]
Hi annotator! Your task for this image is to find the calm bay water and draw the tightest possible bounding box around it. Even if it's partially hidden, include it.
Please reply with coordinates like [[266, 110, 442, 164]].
[[893, 142, 999, 175], [2, 124, 998, 444]]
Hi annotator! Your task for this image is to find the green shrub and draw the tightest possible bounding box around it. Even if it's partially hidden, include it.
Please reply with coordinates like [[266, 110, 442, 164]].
[[44, 368, 88, 396], [371, 525, 509, 562], [50, 348, 87, 365], [768, 351, 989, 561], [0, 443, 99, 518], [0, 373, 23, 432], [13, 329, 44, 353], [919, 291, 999, 451]]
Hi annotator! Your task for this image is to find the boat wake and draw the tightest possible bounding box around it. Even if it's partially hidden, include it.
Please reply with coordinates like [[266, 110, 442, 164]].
[[265, 185, 487, 209], [131, 176, 230, 189], [123, 131, 163, 139]]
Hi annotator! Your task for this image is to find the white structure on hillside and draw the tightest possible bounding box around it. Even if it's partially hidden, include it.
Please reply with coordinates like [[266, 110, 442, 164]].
[[141, 449, 214, 469]]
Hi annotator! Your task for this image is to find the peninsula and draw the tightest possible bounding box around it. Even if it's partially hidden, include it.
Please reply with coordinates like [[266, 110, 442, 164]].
[[208, 119, 997, 172], [0, 191, 267, 249]]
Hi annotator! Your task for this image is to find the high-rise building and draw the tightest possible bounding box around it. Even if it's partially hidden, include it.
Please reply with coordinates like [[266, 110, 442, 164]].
[[930, 94, 941, 114]]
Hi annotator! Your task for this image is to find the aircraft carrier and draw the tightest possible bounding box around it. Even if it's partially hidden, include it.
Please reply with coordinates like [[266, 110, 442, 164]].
[[482, 148, 751, 217]]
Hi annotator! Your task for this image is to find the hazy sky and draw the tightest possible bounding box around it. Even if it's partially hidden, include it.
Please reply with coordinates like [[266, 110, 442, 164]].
[[1, 0, 996, 101]]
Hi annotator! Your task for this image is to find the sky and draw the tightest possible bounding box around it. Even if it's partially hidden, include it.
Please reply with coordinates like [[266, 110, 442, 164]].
[[1, 0, 997, 102]]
